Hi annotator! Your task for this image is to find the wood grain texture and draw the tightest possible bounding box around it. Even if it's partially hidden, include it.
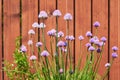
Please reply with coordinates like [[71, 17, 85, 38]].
[[3, 0, 20, 79], [22, 0, 38, 58], [93, 0, 108, 78], [75, 0, 91, 68], [0, 0, 2, 79], [110, 0, 120, 80]]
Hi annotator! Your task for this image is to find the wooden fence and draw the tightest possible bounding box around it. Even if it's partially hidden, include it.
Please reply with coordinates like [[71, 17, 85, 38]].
[[0, 0, 120, 80]]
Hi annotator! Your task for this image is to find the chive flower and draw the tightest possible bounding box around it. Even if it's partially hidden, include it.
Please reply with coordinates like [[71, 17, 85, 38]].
[[57, 41, 65, 47], [112, 46, 118, 52], [41, 50, 49, 57], [32, 22, 39, 28], [59, 68, 63, 74], [112, 52, 118, 58], [36, 42, 43, 47], [28, 29, 35, 35], [28, 40, 33, 45], [88, 46, 95, 51], [58, 31, 64, 37], [89, 38, 95, 44], [105, 63, 111, 68], [64, 13, 72, 20], [85, 43, 91, 48], [100, 37, 107, 42], [93, 21, 100, 27], [78, 35, 84, 41], [47, 29, 56, 36], [20, 45, 27, 53], [38, 23, 46, 28], [53, 10, 62, 17], [97, 48, 102, 53], [38, 11, 48, 18], [65, 35, 75, 41], [30, 55, 37, 61], [86, 31, 92, 37]]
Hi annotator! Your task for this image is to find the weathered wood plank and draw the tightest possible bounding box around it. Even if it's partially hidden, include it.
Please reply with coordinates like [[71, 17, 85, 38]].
[[0, 0, 2, 79], [3, 0, 20, 79], [110, 0, 120, 80], [75, 0, 91, 69], [22, 0, 38, 58], [93, 0, 108, 78]]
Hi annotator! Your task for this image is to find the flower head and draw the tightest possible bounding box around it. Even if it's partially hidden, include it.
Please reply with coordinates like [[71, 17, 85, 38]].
[[64, 13, 72, 20], [86, 31, 92, 37], [69, 35, 75, 41], [93, 21, 100, 27], [85, 43, 91, 48], [20, 45, 27, 53], [88, 46, 95, 51], [58, 31, 64, 37], [28, 29, 35, 35], [28, 40, 33, 45], [47, 29, 56, 36], [97, 48, 102, 53], [30, 55, 37, 60], [53, 10, 62, 17], [38, 23, 46, 28], [38, 11, 48, 18], [89, 38, 95, 44], [36, 42, 43, 47], [105, 63, 111, 68], [101, 37, 107, 42], [112, 46, 118, 52], [57, 41, 65, 47], [59, 68, 63, 74], [41, 50, 49, 57], [112, 52, 118, 58], [78, 35, 84, 41], [32, 22, 39, 28]]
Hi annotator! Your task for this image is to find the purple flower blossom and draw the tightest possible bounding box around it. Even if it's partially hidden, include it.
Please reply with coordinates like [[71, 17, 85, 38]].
[[57, 41, 65, 47], [86, 31, 92, 37], [41, 50, 49, 57], [96, 42, 104, 47], [28, 40, 33, 45], [64, 13, 72, 20], [36, 42, 43, 47], [47, 29, 56, 36], [20, 45, 27, 53], [105, 63, 111, 68], [97, 48, 102, 53], [65, 35, 75, 41], [112, 46, 118, 52], [85, 43, 91, 48], [59, 68, 63, 74], [58, 31, 64, 37], [28, 29, 35, 35], [38, 11, 48, 18], [89, 38, 95, 44], [32, 22, 39, 28], [88, 46, 95, 51], [78, 35, 84, 41], [93, 21, 100, 27], [30, 55, 37, 60], [112, 52, 118, 58], [38, 23, 46, 28], [53, 10, 62, 17], [101, 37, 107, 42]]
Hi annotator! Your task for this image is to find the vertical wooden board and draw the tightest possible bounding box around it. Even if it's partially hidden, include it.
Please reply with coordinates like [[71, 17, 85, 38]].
[[75, 0, 91, 68], [93, 0, 108, 77], [22, 0, 38, 58], [3, 0, 20, 79], [110, 0, 120, 80], [39, 0, 56, 52], [0, 0, 2, 79]]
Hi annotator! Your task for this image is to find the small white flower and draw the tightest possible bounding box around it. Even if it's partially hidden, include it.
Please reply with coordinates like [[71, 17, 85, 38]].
[[78, 35, 84, 41], [105, 63, 111, 68], [53, 10, 62, 17], [28, 29, 35, 35], [32, 22, 39, 28], [38, 11, 48, 18], [38, 23, 46, 28], [28, 40, 33, 45], [64, 13, 72, 20], [58, 31, 64, 37], [30, 55, 37, 60]]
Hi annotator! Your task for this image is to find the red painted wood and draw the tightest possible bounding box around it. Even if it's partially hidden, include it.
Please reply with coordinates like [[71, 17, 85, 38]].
[[3, 0, 20, 79]]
